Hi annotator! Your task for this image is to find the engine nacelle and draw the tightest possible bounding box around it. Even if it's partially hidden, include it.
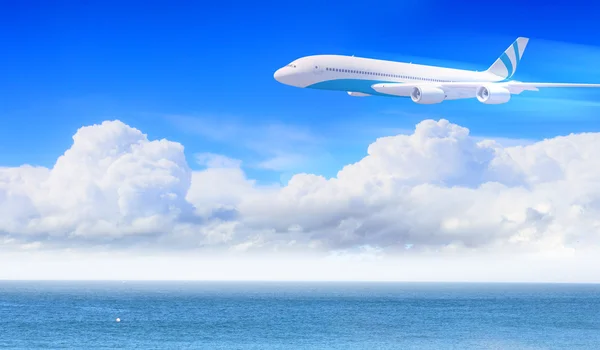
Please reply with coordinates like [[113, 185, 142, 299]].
[[410, 86, 446, 104], [476, 85, 511, 104]]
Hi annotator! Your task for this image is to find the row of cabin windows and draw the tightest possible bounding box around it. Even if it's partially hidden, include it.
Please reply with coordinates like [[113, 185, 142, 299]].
[[325, 67, 453, 83]]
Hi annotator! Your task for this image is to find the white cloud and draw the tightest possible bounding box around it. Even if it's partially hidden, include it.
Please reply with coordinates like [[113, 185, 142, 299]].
[[0, 120, 195, 245], [2, 118, 600, 264]]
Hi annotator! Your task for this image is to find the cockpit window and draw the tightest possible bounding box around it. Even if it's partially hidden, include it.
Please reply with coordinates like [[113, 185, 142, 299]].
[[286, 63, 297, 68]]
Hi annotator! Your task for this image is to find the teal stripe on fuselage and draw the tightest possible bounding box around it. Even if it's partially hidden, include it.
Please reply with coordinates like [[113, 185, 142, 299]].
[[306, 78, 405, 97]]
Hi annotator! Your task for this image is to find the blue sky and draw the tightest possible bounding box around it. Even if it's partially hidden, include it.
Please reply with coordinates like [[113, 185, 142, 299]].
[[2, 0, 600, 183]]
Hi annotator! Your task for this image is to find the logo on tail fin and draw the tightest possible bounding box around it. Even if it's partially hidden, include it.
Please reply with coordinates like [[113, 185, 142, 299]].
[[487, 37, 529, 80]]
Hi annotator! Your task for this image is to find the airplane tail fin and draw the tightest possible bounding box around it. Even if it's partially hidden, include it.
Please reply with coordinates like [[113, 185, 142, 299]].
[[486, 37, 529, 80]]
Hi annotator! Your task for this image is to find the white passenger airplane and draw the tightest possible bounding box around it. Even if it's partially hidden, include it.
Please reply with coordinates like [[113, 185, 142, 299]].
[[274, 37, 600, 104]]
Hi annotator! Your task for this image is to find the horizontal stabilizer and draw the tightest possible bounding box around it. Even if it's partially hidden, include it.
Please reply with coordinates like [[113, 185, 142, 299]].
[[347, 91, 370, 97]]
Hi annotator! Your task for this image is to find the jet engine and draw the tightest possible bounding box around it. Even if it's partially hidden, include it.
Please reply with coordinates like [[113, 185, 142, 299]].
[[476, 85, 511, 104], [410, 86, 446, 104]]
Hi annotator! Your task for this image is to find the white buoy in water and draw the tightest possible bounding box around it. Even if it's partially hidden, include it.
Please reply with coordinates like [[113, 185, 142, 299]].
[[116, 318, 121, 323]]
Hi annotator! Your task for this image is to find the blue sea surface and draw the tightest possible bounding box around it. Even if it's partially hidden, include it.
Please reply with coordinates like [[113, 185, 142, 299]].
[[1, 282, 599, 349]]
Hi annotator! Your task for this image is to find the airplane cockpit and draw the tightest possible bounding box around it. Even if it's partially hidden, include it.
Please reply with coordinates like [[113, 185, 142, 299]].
[[275, 58, 316, 87]]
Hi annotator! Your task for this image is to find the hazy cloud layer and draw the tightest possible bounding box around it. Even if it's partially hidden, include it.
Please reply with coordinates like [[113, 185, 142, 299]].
[[169, 114, 324, 173], [2, 119, 600, 256]]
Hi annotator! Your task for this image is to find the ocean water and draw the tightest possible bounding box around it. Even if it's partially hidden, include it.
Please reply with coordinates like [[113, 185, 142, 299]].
[[1, 282, 599, 349]]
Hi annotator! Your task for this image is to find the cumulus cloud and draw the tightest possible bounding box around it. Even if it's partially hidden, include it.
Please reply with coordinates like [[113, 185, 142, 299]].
[[2, 118, 600, 257], [0, 120, 195, 245]]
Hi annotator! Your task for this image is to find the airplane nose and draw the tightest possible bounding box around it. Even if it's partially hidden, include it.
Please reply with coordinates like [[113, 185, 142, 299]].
[[274, 68, 284, 82], [274, 66, 300, 87]]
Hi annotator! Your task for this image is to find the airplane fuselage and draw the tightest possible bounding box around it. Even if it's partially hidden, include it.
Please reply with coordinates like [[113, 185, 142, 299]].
[[274, 38, 600, 104], [274, 55, 503, 100]]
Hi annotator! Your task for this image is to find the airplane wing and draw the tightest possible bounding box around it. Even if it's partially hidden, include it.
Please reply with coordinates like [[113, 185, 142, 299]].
[[371, 81, 600, 104], [502, 82, 600, 91]]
